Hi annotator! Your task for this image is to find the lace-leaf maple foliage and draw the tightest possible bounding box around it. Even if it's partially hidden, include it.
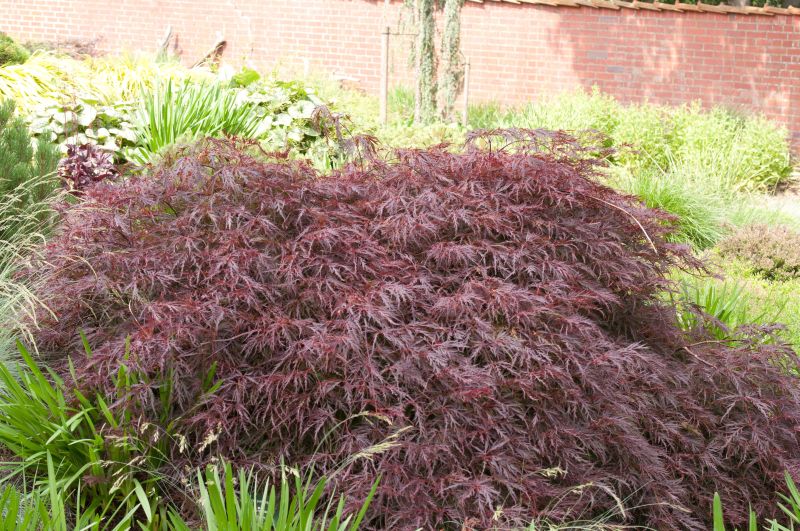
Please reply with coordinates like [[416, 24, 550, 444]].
[[30, 134, 800, 529]]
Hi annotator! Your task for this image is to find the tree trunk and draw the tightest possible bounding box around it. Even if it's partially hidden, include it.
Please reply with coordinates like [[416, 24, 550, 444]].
[[439, 0, 464, 122], [414, 0, 437, 123]]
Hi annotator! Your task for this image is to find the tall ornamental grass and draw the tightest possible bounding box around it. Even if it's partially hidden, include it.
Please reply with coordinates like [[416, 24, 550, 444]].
[[0, 98, 60, 359]]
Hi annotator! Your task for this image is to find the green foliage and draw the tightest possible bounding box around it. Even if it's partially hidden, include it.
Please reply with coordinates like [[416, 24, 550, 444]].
[[242, 79, 323, 150], [130, 78, 325, 165], [670, 105, 792, 193], [709, 257, 800, 352], [0, 341, 174, 527], [507, 88, 620, 142], [717, 224, 800, 282], [0, 33, 30, 67], [0, 458, 377, 531], [612, 166, 725, 249], [726, 199, 800, 231], [0, 51, 214, 113], [0, 100, 58, 360], [25, 96, 138, 159], [388, 86, 415, 123], [0, 55, 62, 114], [0, 99, 59, 241], [229, 66, 262, 88], [672, 275, 787, 341], [129, 79, 264, 165], [168, 462, 378, 531], [0, 456, 115, 530], [375, 121, 464, 149], [712, 472, 800, 531], [610, 103, 673, 169], [503, 91, 792, 193], [467, 101, 505, 130]]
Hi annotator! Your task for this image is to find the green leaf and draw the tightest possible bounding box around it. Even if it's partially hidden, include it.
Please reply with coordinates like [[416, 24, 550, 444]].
[[274, 113, 292, 127], [231, 67, 261, 88], [133, 480, 152, 522], [713, 492, 726, 531], [287, 100, 316, 119], [77, 105, 98, 127]]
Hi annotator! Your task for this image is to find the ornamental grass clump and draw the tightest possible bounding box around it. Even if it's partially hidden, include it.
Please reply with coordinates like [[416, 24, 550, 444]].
[[29, 133, 800, 529]]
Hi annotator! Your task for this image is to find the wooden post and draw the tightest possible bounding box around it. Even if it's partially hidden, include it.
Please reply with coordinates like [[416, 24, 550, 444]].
[[380, 26, 390, 125], [462, 59, 470, 127]]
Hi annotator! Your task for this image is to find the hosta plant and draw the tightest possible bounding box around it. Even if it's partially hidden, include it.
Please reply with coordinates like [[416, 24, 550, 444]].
[[240, 79, 323, 150], [26, 97, 138, 160], [29, 134, 800, 529]]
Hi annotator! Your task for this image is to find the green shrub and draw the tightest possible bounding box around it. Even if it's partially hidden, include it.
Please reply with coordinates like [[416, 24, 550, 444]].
[[509, 87, 619, 135], [25, 96, 138, 160], [0, 99, 59, 359], [702, 256, 800, 353], [611, 103, 673, 170], [467, 100, 505, 130], [671, 105, 792, 193], [375, 121, 464, 149], [0, 33, 29, 67], [717, 224, 800, 282], [240, 79, 324, 151], [388, 85, 415, 123], [130, 78, 326, 166], [0, 99, 60, 239], [458, 89, 793, 194]]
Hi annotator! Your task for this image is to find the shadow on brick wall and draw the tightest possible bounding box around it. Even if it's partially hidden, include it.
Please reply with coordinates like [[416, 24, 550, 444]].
[[544, 9, 800, 147]]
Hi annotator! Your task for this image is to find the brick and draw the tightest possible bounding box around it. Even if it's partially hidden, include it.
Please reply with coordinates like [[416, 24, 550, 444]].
[[0, 0, 797, 149]]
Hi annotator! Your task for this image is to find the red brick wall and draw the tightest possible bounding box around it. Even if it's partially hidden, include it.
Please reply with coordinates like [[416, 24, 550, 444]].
[[1, 0, 799, 146]]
